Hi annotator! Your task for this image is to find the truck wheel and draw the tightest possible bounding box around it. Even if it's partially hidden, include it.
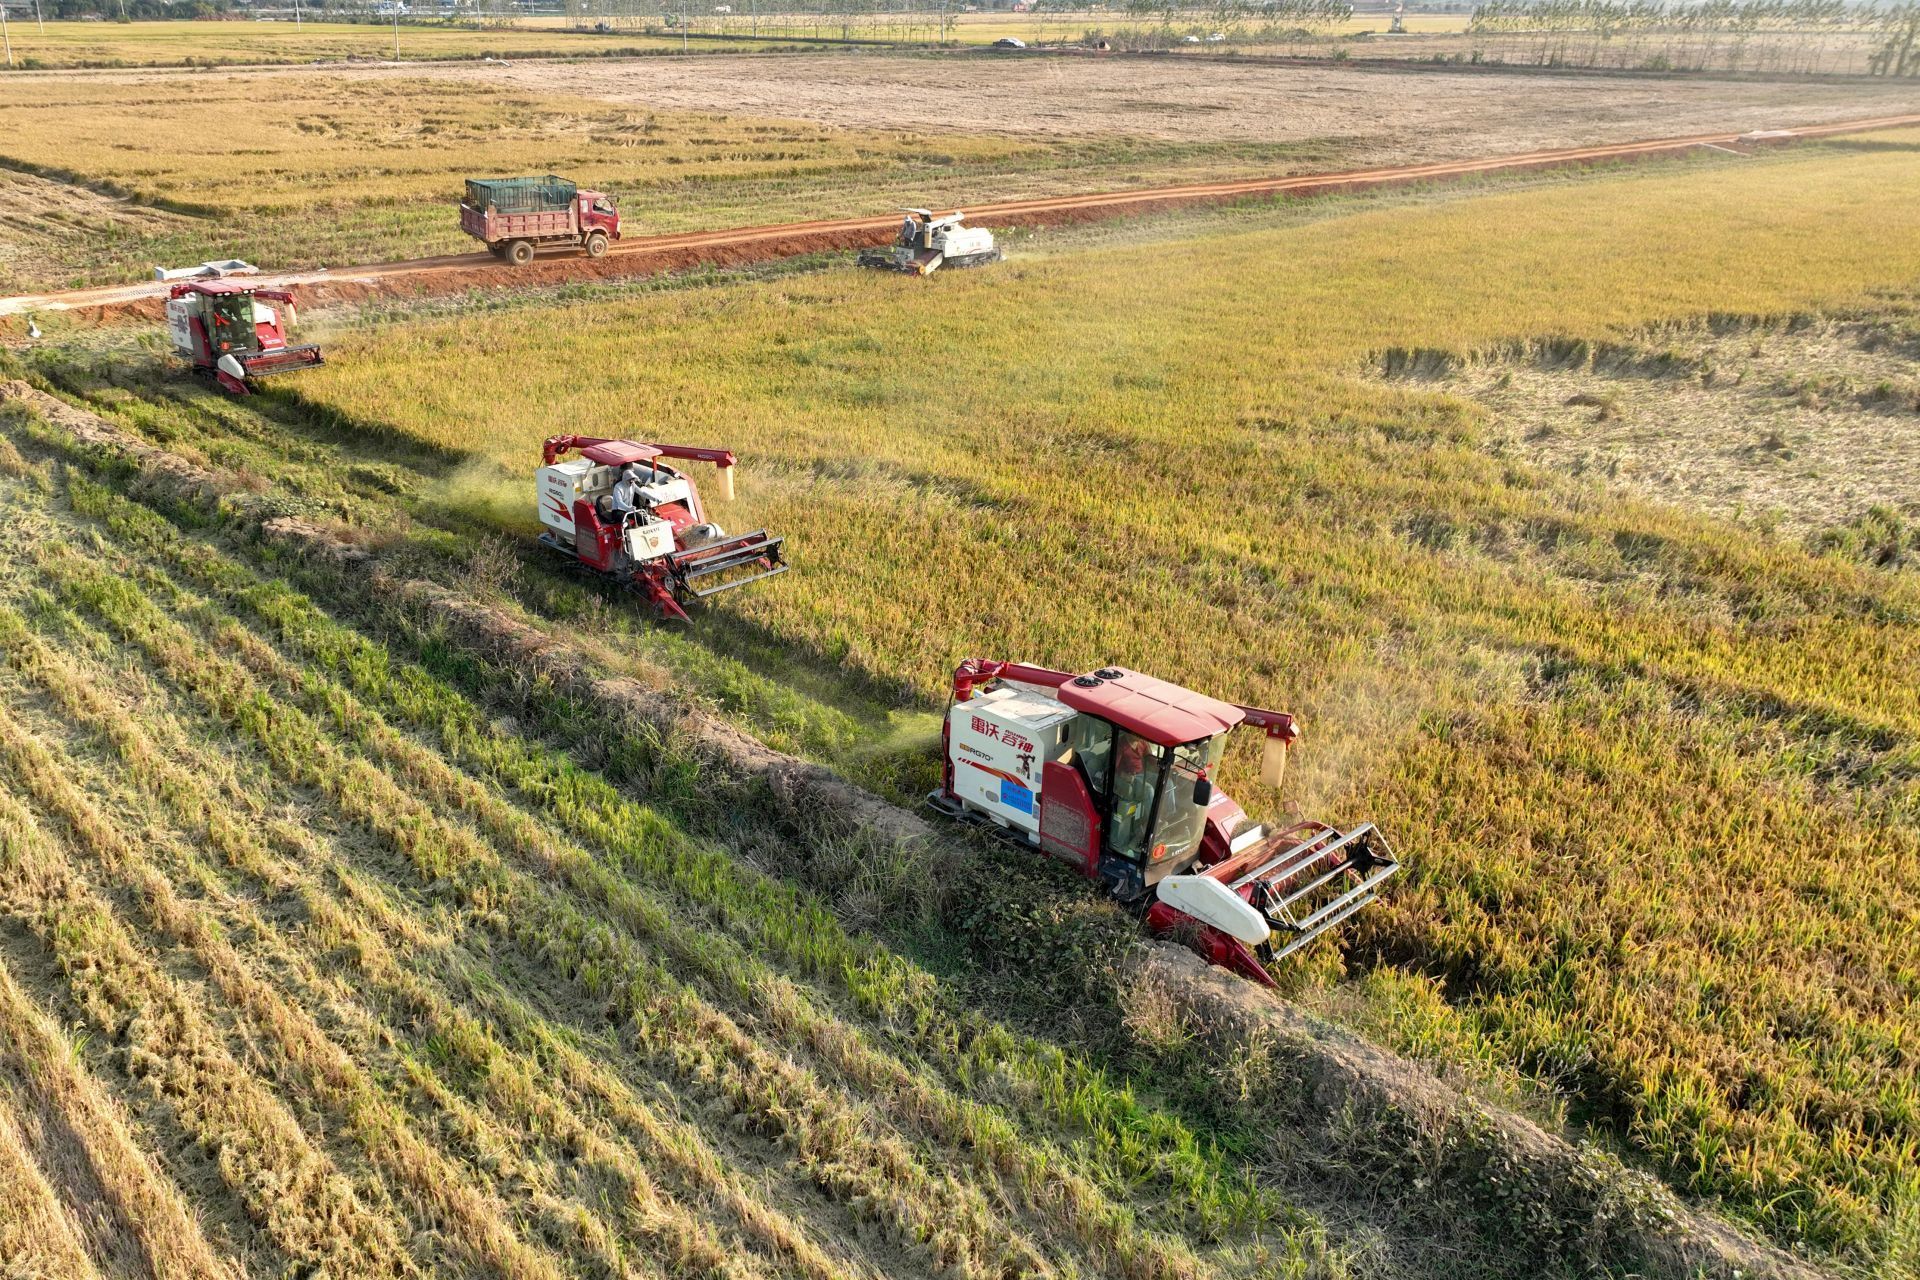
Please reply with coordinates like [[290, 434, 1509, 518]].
[[585, 232, 608, 259], [506, 239, 534, 267]]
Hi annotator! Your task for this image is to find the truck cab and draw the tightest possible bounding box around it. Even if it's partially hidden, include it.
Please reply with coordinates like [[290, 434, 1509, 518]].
[[577, 190, 621, 241]]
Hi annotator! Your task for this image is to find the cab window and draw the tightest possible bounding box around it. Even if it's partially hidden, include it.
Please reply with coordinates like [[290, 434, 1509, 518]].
[[1065, 715, 1114, 800], [1106, 732, 1164, 862], [210, 297, 253, 351]]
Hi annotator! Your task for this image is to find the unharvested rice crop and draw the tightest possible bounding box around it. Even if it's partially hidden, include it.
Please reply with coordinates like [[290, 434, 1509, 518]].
[[282, 139, 1920, 1267]]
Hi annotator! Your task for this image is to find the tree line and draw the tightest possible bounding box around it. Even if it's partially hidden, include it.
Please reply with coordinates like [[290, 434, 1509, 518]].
[[1465, 0, 1920, 74]]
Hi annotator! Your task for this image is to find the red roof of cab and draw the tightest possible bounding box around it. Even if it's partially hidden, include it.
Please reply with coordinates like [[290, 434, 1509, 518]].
[[175, 281, 256, 296], [581, 440, 662, 466], [1057, 668, 1243, 746]]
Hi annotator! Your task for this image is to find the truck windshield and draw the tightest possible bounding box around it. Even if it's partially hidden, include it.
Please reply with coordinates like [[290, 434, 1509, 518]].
[[1149, 737, 1226, 864]]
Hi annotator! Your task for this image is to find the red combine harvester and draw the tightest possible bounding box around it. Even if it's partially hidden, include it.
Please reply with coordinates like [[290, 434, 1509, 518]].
[[165, 281, 323, 395], [537, 436, 787, 621], [931, 659, 1400, 985]]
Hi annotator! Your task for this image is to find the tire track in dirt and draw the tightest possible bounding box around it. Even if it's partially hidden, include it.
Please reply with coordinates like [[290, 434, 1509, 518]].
[[6, 110, 1917, 326]]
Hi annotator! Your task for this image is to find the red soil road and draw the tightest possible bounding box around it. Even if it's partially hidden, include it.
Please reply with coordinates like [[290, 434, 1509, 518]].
[[5, 110, 1918, 326]]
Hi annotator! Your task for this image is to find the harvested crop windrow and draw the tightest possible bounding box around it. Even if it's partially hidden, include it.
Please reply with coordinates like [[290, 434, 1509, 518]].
[[0, 608, 769, 1280], [0, 593, 870, 1280], [0, 753, 421, 1278], [0, 361, 1831, 1280], [0, 456, 1340, 1280], [0, 953, 236, 1280], [24, 530, 1235, 1280], [0, 1081, 103, 1280], [0, 678, 577, 1280]]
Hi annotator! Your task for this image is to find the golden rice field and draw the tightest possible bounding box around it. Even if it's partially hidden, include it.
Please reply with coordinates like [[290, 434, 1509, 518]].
[[0, 76, 1023, 215], [0, 18, 701, 69], [0, 413, 1389, 1280], [281, 139, 1920, 1268]]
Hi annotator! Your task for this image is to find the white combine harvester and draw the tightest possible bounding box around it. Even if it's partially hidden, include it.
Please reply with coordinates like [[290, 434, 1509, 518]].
[[859, 208, 1002, 276]]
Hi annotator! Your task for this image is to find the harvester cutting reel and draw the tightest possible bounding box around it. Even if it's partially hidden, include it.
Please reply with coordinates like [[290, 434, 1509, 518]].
[[929, 659, 1401, 986]]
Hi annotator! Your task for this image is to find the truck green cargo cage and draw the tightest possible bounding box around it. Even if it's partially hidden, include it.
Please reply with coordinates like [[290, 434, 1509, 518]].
[[464, 176, 577, 214]]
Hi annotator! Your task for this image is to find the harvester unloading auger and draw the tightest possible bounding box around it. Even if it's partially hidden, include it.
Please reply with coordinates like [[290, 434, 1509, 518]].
[[537, 435, 788, 621], [930, 660, 1400, 985]]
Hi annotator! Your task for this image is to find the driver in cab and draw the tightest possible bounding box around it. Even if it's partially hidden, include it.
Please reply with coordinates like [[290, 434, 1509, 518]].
[[609, 463, 652, 521]]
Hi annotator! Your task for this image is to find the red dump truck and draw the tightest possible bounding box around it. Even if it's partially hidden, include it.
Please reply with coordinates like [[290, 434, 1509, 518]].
[[460, 176, 622, 266]]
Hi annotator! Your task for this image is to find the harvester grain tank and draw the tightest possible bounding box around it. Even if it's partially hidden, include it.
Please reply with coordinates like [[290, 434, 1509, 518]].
[[860, 208, 1001, 276], [165, 281, 323, 395], [930, 660, 1400, 985], [536, 435, 788, 621], [462, 176, 621, 266]]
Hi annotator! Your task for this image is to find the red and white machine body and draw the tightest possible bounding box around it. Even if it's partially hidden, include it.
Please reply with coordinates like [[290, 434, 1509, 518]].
[[932, 660, 1399, 986], [537, 435, 787, 622], [165, 281, 323, 395]]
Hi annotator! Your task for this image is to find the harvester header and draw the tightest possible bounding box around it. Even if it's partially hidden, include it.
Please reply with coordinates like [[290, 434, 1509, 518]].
[[932, 659, 1396, 985]]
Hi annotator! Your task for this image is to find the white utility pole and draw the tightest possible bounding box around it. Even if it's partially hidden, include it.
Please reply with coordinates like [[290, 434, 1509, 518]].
[[1, 3, 13, 70], [393, 3, 402, 59]]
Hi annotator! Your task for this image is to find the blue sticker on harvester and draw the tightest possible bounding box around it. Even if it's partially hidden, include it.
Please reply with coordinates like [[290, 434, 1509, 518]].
[[1000, 778, 1034, 814]]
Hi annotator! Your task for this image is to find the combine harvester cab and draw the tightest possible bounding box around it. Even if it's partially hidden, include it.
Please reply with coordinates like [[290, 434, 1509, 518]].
[[536, 435, 787, 621], [930, 659, 1400, 985], [860, 208, 1002, 276], [166, 281, 323, 395]]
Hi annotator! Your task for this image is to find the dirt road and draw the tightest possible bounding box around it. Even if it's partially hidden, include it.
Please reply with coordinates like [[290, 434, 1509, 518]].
[[6, 112, 1918, 322]]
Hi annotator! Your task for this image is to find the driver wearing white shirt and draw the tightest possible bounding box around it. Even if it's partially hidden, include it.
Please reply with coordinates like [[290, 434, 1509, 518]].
[[609, 464, 650, 520]]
